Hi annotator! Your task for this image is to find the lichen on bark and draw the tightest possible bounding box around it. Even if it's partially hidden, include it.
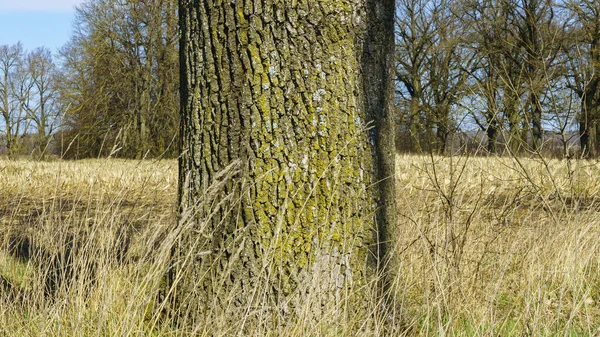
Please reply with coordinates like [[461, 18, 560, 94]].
[[174, 0, 395, 326]]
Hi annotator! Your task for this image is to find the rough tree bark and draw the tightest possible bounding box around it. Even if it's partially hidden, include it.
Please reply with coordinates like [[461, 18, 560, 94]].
[[173, 0, 395, 326]]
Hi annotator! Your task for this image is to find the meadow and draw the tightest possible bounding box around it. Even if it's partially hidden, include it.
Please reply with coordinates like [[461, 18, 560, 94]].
[[0, 154, 599, 336]]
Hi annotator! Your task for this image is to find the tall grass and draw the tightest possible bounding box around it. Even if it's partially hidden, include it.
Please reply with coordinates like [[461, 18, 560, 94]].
[[392, 154, 600, 335], [0, 155, 599, 335]]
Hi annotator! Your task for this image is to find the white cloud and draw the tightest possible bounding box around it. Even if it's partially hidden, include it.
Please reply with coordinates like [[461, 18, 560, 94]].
[[0, 0, 84, 12]]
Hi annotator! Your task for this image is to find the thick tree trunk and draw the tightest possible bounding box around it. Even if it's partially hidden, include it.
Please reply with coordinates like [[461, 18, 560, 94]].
[[174, 0, 395, 327]]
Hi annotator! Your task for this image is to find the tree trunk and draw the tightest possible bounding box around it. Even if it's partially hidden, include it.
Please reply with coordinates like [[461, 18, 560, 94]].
[[173, 0, 395, 328], [579, 118, 589, 156], [487, 125, 497, 154], [363, 0, 397, 297], [435, 106, 450, 155], [486, 107, 498, 154], [531, 93, 543, 152], [580, 91, 600, 157], [505, 97, 524, 154]]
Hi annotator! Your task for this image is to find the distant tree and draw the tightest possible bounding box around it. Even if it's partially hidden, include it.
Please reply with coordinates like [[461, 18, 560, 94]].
[[396, 0, 475, 154], [395, 0, 436, 152], [55, 37, 95, 158], [464, 0, 526, 153], [59, 0, 179, 158], [563, 0, 600, 156], [518, 0, 564, 151], [20, 47, 61, 157], [173, 0, 395, 326], [461, 0, 566, 154], [423, 0, 476, 153], [0, 43, 26, 157]]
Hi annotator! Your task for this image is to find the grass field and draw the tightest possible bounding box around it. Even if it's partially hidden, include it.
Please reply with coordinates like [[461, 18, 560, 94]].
[[1, 154, 599, 336]]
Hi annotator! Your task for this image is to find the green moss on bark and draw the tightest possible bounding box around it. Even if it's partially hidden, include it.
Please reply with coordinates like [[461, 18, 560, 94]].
[[175, 0, 395, 326]]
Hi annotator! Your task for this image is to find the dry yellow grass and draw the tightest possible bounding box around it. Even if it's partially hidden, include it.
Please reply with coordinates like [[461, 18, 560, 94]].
[[0, 158, 178, 336], [392, 154, 600, 335], [0, 154, 599, 335]]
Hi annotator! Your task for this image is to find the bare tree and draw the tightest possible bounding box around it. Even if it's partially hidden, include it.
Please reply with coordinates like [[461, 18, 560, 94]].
[[517, 0, 565, 152], [396, 0, 476, 154], [464, 0, 529, 153], [0, 43, 27, 157], [423, 0, 477, 153], [20, 47, 60, 157], [396, 0, 437, 152], [563, 0, 600, 156]]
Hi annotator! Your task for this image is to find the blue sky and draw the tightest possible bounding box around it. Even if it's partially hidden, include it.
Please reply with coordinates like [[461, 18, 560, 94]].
[[0, 0, 84, 54]]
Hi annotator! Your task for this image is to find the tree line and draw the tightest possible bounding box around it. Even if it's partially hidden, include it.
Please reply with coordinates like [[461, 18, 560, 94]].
[[1, 0, 178, 159], [1, 0, 600, 158], [0, 44, 61, 158], [396, 0, 600, 157]]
